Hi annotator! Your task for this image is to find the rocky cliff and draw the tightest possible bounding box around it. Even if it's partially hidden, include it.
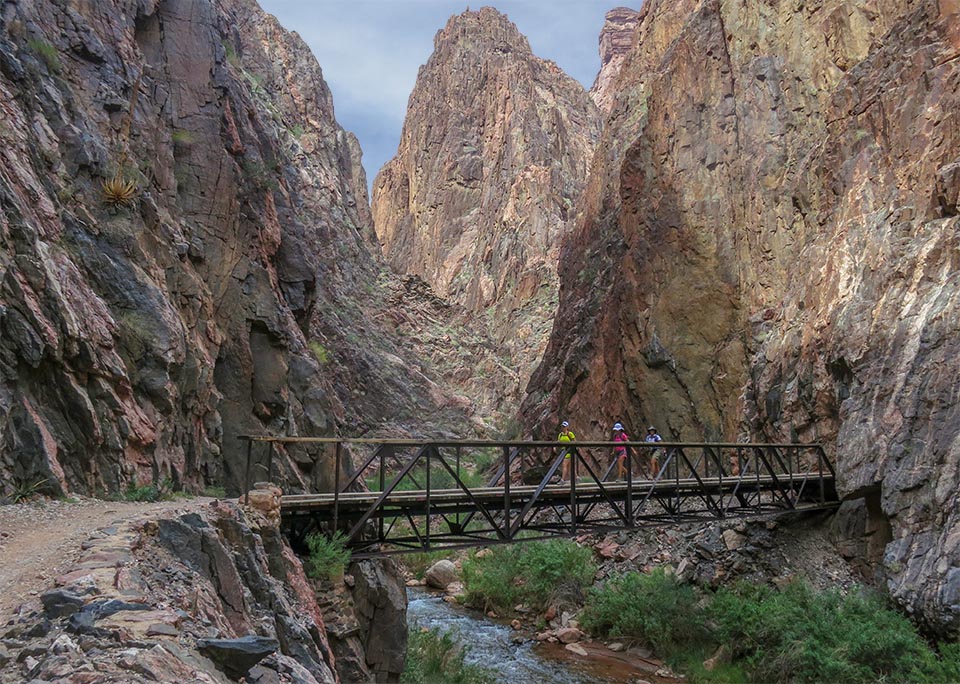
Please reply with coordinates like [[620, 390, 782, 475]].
[[0, 500, 407, 683], [589, 7, 640, 113], [372, 8, 602, 417], [0, 0, 477, 499], [523, 0, 959, 636]]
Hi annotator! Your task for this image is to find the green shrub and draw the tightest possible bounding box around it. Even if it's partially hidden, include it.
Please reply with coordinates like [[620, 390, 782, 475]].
[[402, 627, 494, 684], [222, 40, 238, 65], [202, 485, 227, 498], [462, 539, 595, 613], [123, 477, 176, 502], [932, 642, 960, 682], [708, 580, 953, 684], [305, 531, 351, 581], [580, 567, 706, 656], [171, 129, 194, 145], [10, 477, 49, 503], [309, 341, 330, 364], [27, 38, 60, 72]]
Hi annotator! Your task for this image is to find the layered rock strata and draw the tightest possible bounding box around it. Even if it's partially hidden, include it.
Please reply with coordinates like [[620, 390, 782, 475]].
[[372, 8, 602, 410], [0, 0, 469, 498], [0, 502, 344, 683], [524, 0, 960, 636], [589, 7, 640, 113]]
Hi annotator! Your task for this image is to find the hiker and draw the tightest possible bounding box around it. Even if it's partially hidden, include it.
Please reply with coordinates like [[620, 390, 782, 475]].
[[613, 422, 630, 480], [558, 420, 575, 482], [645, 426, 662, 477]]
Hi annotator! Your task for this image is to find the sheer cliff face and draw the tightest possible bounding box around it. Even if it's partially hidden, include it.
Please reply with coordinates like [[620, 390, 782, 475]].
[[524, 0, 960, 635], [0, 0, 456, 498], [589, 7, 640, 113], [372, 8, 601, 402]]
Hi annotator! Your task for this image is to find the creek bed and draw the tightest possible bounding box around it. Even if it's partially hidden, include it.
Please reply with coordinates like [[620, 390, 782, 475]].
[[407, 588, 667, 683]]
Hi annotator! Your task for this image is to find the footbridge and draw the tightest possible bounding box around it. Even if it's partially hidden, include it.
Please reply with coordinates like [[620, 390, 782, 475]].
[[241, 437, 838, 558]]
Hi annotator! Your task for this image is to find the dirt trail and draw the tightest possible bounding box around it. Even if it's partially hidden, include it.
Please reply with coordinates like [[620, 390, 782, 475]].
[[0, 497, 209, 619]]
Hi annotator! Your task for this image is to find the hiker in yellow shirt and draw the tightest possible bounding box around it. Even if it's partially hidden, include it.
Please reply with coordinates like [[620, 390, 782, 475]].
[[558, 421, 575, 482]]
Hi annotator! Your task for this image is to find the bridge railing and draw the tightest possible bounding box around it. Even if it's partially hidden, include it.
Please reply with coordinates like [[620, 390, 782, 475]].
[[241, 437, 837, 554]]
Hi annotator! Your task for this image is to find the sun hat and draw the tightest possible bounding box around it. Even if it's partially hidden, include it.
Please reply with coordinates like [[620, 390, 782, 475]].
[[613, 422, 623, 431]]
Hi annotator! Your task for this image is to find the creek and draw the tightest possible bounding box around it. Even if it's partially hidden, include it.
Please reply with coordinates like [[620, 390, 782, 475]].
[[407, 588, 656, 683]]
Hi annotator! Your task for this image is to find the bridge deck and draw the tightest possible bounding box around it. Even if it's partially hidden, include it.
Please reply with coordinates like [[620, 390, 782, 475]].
[[281, 473, 832, 511], [242, 437, 838, 556]]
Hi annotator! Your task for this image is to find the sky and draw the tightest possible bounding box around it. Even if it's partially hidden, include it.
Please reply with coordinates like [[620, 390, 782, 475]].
[[258, 0, 621, 188]]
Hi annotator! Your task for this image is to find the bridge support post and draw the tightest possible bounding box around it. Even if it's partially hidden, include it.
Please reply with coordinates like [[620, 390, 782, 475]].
[[243, 438, 252, 505], [267, 441, 274, 483], [334, 442, 341, 533], [570, 448, 577, 535], [626, 446, 634, 527], [503, 446, 511, 540], [456, 445, 461, 530], [426, 445, 432, 550]]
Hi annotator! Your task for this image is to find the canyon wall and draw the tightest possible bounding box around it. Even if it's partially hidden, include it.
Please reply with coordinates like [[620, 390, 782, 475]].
[[372, 8, 602, 413], [589, 7, 640, 114], [524, 0, 959, 636], [0, 0, 472, 498]]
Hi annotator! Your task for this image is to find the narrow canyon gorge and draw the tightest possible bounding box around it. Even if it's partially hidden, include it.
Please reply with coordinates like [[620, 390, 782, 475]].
[[1, 0, 958, 681]]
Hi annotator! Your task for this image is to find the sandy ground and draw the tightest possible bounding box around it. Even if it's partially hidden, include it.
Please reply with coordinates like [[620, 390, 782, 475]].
[[0, 497, 209, 619]]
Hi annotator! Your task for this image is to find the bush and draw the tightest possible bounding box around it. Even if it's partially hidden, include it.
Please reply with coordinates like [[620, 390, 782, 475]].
[[461, 539, 595, 613], [402, 627, 493, 684], [305, 532, 351, 581], [27, 38, 60, 72], [708, 580, 954, 684], [580, 567, 706, 656], [308, 341, 330, 364], [122, 477, 176, 502]]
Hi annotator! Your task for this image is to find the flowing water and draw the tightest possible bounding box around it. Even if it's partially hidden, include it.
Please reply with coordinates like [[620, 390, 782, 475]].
[[407, 588, 650, 683]]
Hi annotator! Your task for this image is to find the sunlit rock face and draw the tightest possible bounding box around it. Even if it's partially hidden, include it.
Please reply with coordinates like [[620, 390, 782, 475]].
[[372, 7, 602, 409], [589, 7, 640, 113], [0, 0, 468, 497], [524, 0, 960, 637]]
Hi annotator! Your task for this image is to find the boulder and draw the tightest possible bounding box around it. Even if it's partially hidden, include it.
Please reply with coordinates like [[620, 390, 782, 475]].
[[424, 560, 458, 590], [722, 529, 747, 551], [40, 589, 86, 618], [565, 642, 588, 657], [197, 635, 279, 679], [556, 627, 582, 644]]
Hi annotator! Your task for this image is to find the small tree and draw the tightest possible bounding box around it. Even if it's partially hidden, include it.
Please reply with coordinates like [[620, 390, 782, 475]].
[[305, 531, 351, 581]]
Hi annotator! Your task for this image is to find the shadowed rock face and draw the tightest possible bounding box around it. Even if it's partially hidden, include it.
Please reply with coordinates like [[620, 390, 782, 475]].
[[524, 0, 959, 636], [0, 0, 467, 497], [372, 7, 602, 410]]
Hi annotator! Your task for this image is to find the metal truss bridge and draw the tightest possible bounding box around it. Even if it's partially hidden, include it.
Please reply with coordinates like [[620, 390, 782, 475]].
[[241, 437, 838, 558]]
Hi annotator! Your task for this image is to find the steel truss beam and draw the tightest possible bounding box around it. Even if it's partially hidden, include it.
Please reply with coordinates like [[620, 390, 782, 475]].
[[240, 437, 839, 556]]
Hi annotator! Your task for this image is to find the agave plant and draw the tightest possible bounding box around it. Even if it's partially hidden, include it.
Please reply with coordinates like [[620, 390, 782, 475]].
[[101, 174, 138, 206], [11, 477, 48, 503]]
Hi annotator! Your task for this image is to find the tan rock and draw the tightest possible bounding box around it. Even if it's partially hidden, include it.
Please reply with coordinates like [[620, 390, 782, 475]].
[[556, 627, 582, 644], [565, 642, 588, 657], [372, 7, 601, 415]]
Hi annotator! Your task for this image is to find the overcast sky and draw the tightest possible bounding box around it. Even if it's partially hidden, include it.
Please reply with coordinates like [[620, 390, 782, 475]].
[[258, 0, 622, 188]]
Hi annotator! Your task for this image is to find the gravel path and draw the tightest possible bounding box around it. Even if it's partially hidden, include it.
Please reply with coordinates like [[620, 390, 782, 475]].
[[0, 497, 210, 619]]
